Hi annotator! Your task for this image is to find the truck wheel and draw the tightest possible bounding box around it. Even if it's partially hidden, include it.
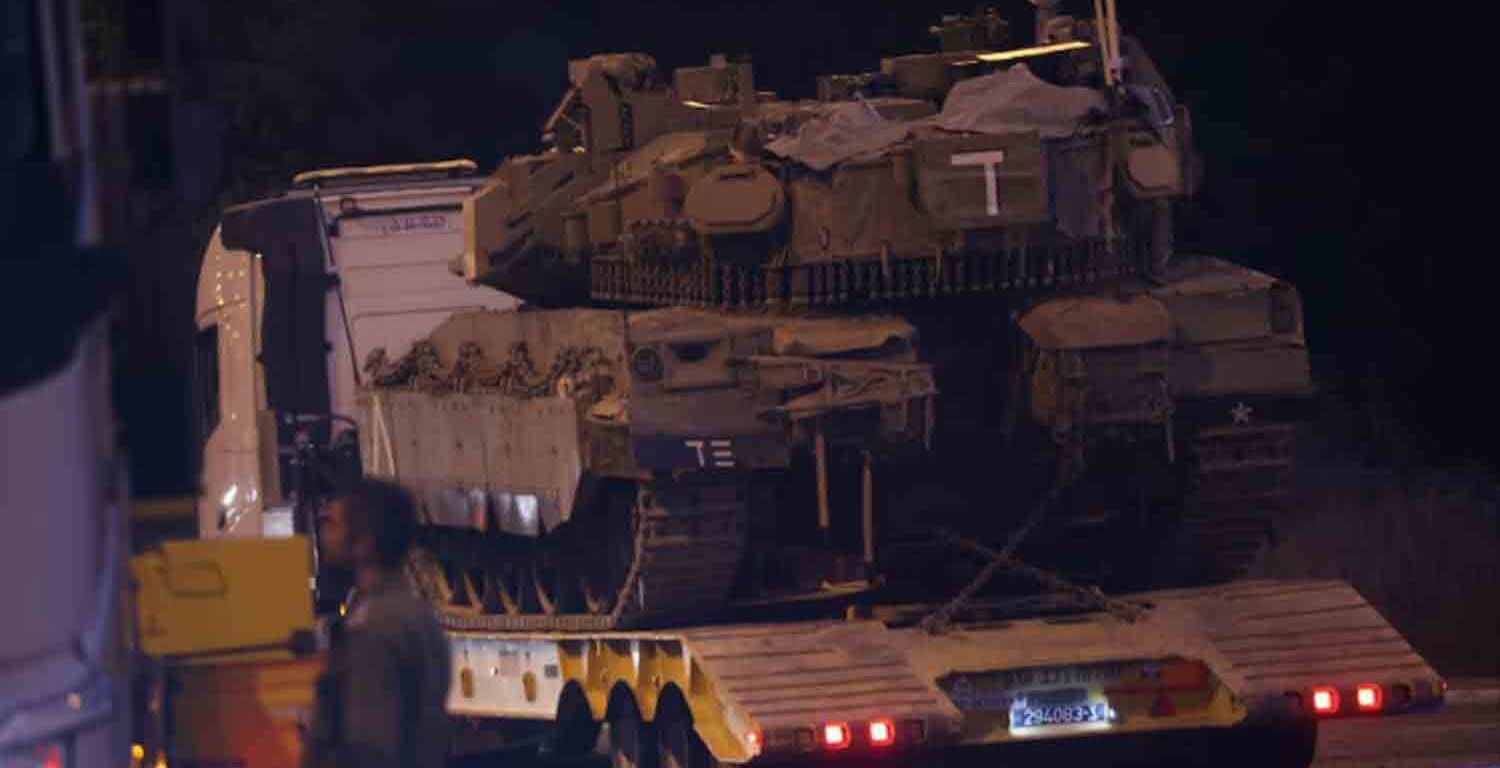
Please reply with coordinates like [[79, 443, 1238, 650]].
[[656, 704, 720, 768], [608, 699, 658, 768]]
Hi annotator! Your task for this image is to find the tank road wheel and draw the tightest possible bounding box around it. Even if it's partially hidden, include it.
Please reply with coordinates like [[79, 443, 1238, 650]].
[[656, 696, 722, 768], [608, 697, 658, 768]]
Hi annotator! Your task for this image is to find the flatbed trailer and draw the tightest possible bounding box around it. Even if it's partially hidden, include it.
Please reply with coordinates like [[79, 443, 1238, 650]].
[[440, 579, 1442, 766], [132, 537, 1444, 768]]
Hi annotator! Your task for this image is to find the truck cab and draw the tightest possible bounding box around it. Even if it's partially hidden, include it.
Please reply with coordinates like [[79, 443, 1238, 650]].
[[192, 160, 519, 541]]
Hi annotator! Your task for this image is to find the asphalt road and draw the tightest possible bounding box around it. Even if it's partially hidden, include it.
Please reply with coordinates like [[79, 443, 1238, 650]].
[[1312, 702, 1500, 768]]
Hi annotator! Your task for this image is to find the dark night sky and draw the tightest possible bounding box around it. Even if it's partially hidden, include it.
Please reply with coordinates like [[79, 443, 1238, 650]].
[[113, 0, 1488, 494]]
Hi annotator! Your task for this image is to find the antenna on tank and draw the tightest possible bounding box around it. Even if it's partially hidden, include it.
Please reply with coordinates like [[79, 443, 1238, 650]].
[[1090, 0, 1123, 88]]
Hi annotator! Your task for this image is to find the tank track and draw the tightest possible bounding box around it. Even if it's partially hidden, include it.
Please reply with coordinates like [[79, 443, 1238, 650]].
[[409, 477, 750, 632], [1157, 423, 1298, 585]]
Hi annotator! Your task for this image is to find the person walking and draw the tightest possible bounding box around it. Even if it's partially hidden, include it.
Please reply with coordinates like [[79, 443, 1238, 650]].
[[303, 478, 451, 768]]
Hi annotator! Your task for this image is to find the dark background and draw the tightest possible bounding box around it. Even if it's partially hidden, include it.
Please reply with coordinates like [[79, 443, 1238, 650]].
[[86, 0, 1483, 497]]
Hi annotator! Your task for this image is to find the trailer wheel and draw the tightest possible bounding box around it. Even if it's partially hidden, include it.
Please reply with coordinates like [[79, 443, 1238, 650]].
[[1221, 719, 1318, 768], [608, 698, 658, 768], [552, 686, 602, 755], [656, 699, 721, 768]]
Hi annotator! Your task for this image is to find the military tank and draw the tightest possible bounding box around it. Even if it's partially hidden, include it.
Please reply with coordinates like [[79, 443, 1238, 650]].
[[358, 306, 936, 629], [364, 1, 1313, 631]]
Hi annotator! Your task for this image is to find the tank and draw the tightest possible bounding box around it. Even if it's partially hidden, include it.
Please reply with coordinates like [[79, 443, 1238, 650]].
[[358, 306, 935, 628], [364, 3, 1313, 630]]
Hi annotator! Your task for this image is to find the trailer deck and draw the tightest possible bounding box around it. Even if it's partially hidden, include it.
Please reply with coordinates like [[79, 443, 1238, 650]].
[[443, 578, 1444, 763]]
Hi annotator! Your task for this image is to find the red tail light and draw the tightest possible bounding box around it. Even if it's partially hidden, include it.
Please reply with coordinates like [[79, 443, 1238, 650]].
[[1311, 686, 1340, 714], [1356, 684, 1383, 711], [868, 718, 896, 747], [822, 722, 851, 750]]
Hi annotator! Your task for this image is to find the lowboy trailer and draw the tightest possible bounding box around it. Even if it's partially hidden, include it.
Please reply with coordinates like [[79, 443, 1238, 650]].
[[132, 534, 1443, 768]]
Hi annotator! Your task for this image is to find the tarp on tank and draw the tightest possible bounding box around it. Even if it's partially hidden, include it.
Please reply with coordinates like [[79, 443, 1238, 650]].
[[765, 64, 1106, 172], [1019, 293, 1171, 350], [627, 306, 918, 358], [764, 101, 914, 172], [771, 315, 918, 358], [935, 63, 1107, 139]]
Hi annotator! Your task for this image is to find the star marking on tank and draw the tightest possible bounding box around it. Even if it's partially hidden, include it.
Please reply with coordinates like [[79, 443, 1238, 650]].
[[1230, 402, 1253, 425]]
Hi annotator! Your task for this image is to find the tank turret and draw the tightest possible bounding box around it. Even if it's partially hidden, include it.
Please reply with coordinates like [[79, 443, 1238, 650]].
[[458, 5, 1195, 308]]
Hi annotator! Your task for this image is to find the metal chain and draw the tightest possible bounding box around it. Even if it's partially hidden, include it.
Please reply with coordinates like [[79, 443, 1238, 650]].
[[932, 529, 1146, 624], [919, 447, 1087, 634]]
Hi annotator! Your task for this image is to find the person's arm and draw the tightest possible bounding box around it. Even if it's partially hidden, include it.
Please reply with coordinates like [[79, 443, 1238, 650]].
[[335, 623, 407, 768]]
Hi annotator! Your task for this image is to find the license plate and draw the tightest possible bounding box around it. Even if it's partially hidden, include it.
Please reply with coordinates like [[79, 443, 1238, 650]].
[[940, 663, 1124, 714], [1009, 688, 1111, 730]]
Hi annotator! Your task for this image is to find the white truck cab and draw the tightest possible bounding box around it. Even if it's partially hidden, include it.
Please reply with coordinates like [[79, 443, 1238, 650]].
[[192, 160, 519, 541]]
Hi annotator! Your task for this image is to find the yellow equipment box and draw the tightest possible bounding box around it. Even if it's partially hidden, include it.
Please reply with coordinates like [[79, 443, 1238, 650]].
[[131, 535, 316, 659], [131, 536, 324, 768]]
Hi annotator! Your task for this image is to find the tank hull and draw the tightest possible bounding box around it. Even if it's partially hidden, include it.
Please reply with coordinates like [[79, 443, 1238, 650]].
[[358, 305, 936, 628], [359, 250, 1311, 630]]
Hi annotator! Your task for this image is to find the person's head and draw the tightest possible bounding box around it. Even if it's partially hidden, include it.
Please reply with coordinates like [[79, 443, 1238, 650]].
[[316, 478, 418, 574]]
